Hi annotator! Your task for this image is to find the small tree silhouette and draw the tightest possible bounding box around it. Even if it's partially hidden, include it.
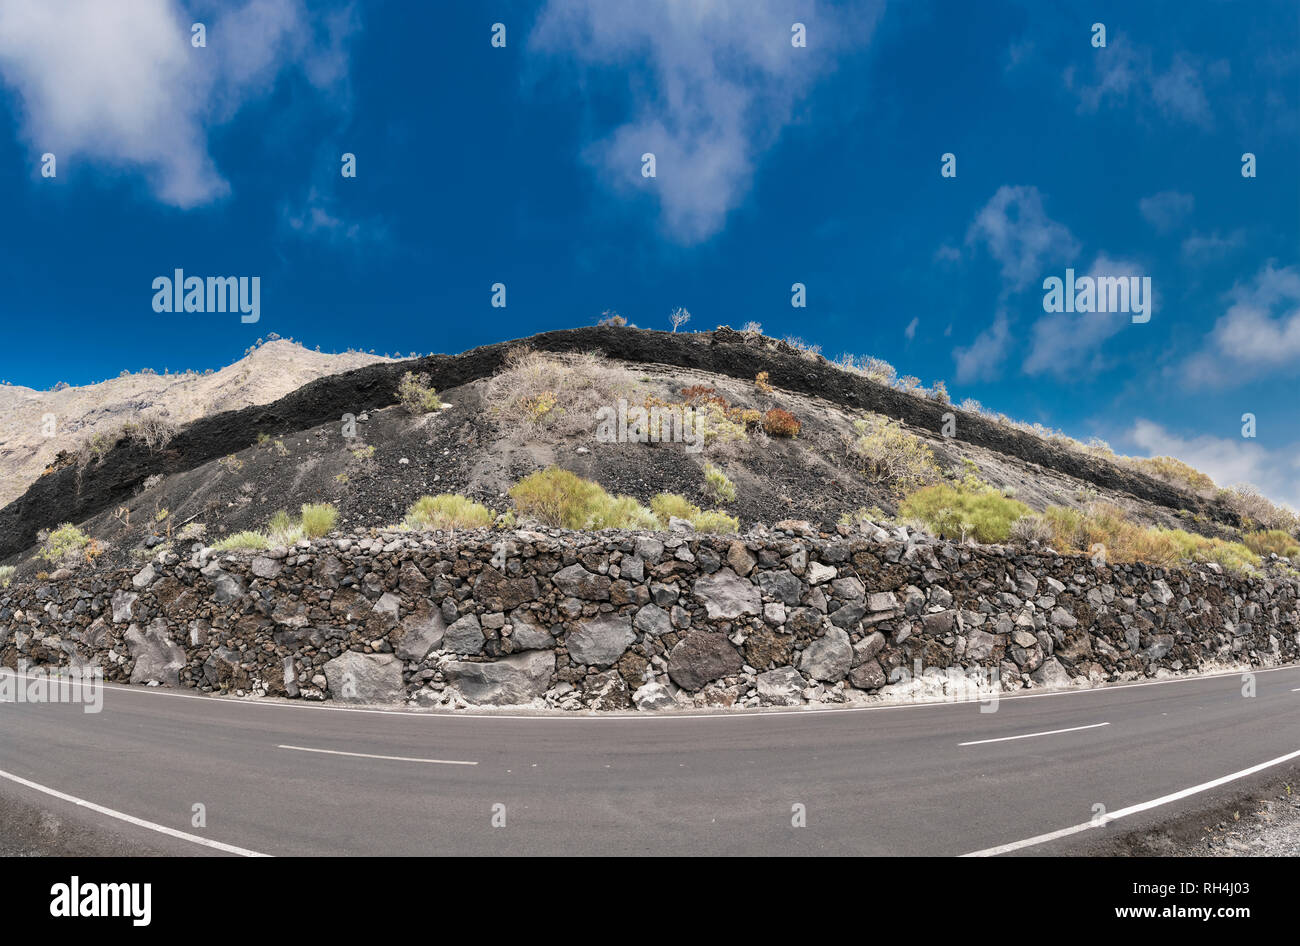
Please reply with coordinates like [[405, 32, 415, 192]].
[[669, 307, 691, 332]]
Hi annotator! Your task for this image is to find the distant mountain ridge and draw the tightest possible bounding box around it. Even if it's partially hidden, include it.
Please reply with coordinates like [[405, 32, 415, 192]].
[[0, 340, 391, 510]]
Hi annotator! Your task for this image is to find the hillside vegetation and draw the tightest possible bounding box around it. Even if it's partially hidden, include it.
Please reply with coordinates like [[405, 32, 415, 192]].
[[2, 327, 1295, 586]]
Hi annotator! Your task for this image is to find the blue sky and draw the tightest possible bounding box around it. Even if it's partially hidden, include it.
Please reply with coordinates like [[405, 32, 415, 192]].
[[0, 0, 1297, 504]]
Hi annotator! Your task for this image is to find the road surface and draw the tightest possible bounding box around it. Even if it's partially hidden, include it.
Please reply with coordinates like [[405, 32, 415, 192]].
[[1, 666, 1298, 856]]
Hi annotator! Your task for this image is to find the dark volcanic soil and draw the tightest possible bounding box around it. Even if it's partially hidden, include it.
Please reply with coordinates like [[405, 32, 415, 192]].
[[0, 326, 1234, 564], [7, 355, 1217, 583]]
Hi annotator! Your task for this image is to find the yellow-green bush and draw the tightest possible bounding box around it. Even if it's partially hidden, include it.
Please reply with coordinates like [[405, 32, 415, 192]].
[[691, 510, 741, 534], [703, 462, 737, 503], [899, 484, 1030, 544], [1041, 504, 1261, 573], [852, 415, 940, 496], [509, 467, 657, 530], [264, 509, 303, 546], [697, 401, 747, 444], [405, 494, 495, 530], [1126, 456, 1216, 494], [397, 371, 443, 414], [37, 523, 91, 564], [650, 493, 696, 523], [299, 503, 338, 538], [650, 493, 739, 533], [212, 531, 271, 551], [1243, 529, 1300, 559], [509, 467, 611, 528], [587, 495, 659, 531]]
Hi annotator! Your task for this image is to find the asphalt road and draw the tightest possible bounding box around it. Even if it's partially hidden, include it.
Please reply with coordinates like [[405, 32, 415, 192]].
[[2, 666, 1298, 856]]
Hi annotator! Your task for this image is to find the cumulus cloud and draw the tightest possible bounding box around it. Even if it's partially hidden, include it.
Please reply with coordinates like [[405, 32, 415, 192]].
[[1127, 419, 1300, 511], [964, 185, 1079, 291], [1138, 190, 1194, 232], [529, 0, 882, 244], [1024, 254, 1151, 379], [0, 0, 357, 208], [1182, 261, 1300, 387]]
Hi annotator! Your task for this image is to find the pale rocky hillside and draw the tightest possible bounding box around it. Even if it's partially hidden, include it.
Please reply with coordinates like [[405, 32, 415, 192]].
[[0, 340, 390, 509]]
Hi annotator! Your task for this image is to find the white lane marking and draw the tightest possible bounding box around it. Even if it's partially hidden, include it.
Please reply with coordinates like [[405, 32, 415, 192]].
[[0, 766, 269, 857], [12, 664, 1300, 723], [961, 747, 1300, 857], [277, 744, 476, 766], [959, 721, 1109, 747]]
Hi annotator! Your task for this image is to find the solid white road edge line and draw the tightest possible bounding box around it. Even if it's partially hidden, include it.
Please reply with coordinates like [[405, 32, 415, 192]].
[[961, 746, 1300, 857], [0, 766, 269, 857], [18, 663, 1298, 723], [958, 721, 1109, 747], [277, 744, 477, 765]]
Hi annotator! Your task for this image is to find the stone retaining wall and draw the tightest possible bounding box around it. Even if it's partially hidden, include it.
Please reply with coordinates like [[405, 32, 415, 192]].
[[2, 523, 1298, 711]]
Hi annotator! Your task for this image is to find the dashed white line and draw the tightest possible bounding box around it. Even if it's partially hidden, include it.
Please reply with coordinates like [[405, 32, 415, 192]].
[[959, 721, 1110, 747], [961, 747, 1300, 856], [277, 744, 477, 766], [0, 766, 269, 857]]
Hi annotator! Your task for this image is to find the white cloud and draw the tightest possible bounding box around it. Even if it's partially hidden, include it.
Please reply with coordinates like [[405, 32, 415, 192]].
[[904, 317, 918, 341], [964, 185, 1079, 290], [1127, 419, 1300, 511], [954, 310, 1010, 383], [1024, 254, 1151, 379], [1138, 190, 1194, 232], [1180, 229, 1246, 261], [953, 185, 1078, 383], [0, 0, 357, 208], [279, 186, 387, 247], [1067, 36, 1215, 127], [529, 0, 882, 245], [1182, 261, 1300, 387]]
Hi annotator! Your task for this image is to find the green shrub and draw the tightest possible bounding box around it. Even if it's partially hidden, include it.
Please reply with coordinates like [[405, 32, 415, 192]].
[[405, 494, 494, 530], [509, 467, 655, 530], [650, 493, 739, 533], [262, 510, 301, 546], [212, 531, 270, 551], [38, 523, 91, 564], [587, 495, 659, 531], [507, 468, 737, 532], [0, 565, 14, 587], [690, 510, 741, 534], [1243, 529, 1300, 560], [509, 467, 610, 528], [300, 503, 338, 538], [696, 401, 748, 443], [397, 371, 443, 414], [853, 415, 941, 496], [899, 484, 1030, 544], [702, 462, 737, 503], [650, 493, 697, 524], [1041, 504, 1262, 574]]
